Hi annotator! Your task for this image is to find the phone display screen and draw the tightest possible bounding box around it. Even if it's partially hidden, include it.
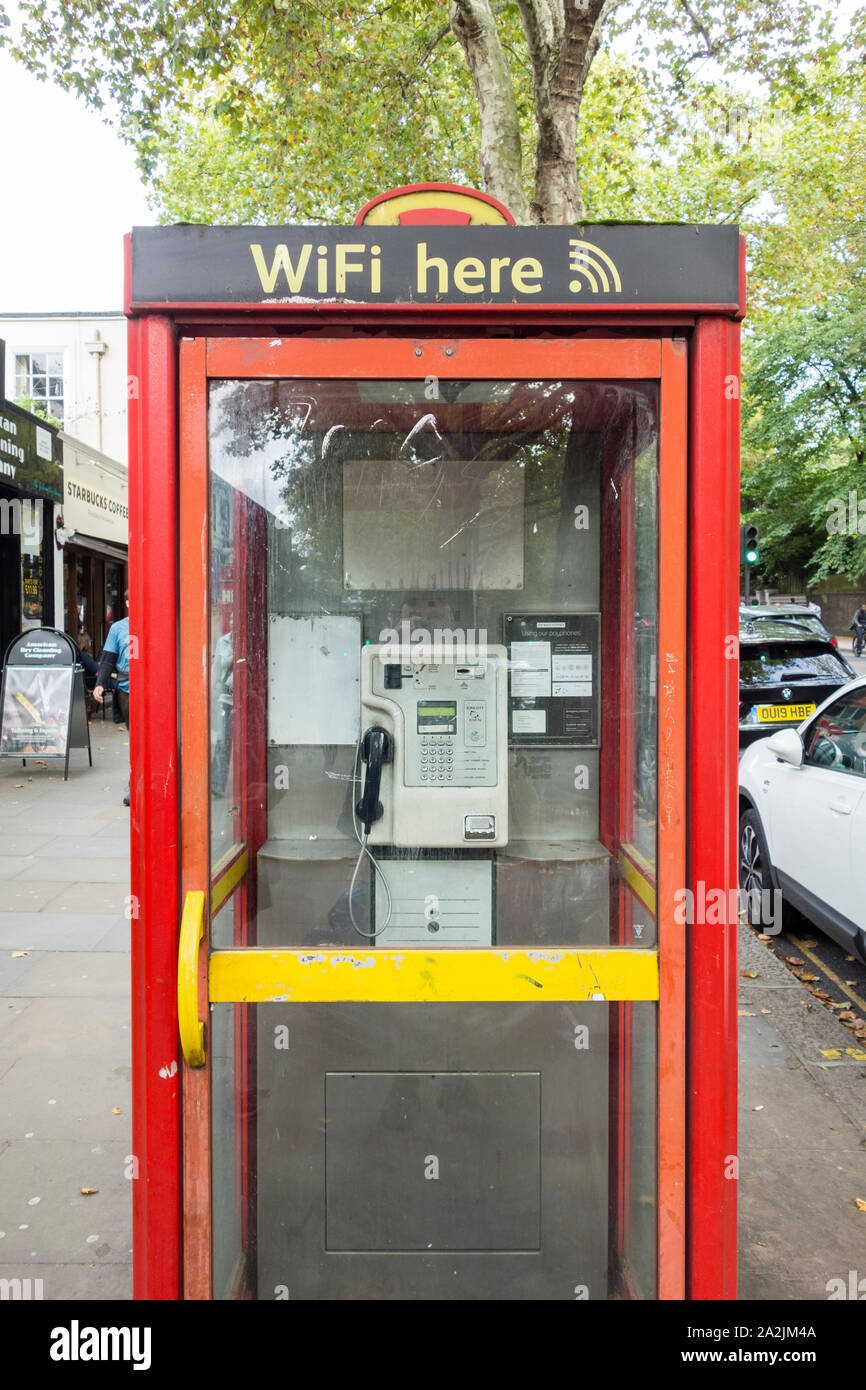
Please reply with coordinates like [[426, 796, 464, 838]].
[[417, 701, 458, 734]]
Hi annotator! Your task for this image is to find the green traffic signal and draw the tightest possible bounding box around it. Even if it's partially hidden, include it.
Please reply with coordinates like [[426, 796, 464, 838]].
[[745, 547, 758, 563]]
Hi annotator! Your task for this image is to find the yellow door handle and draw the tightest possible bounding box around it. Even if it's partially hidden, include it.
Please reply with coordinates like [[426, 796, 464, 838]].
[[178, 890, 207, 1067]]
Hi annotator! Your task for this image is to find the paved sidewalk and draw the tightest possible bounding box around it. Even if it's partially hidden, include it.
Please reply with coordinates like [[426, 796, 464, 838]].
[[738, 921, 866, 1299], [1, 717, 864, 1301], [0, 718, 131, 1300]]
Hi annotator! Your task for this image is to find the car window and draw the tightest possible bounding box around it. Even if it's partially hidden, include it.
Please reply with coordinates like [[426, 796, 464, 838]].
[[739, 643, 849, 688], [740, 615, 827, 639], [803, 688, 866, 777]]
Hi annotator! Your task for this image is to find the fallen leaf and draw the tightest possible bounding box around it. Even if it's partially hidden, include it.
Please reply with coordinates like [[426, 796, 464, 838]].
[[801, 939, 819, 948], [761, 1008, 772, 1015], [742, 970, 758, 979], [103, 786, 111, 791], [846, 955, 856, 962], [10, 951, 28, 958], [111, 1106, 122, 1115], [80, 1187, 98, 1196], [753, 1105, 764, 1111], [758, 934, 772, 942], [786, 956, 805, 966], [739, 1010, 756, 1017], [856, 1198, 866, 1213], [800, 973, 819, 983]]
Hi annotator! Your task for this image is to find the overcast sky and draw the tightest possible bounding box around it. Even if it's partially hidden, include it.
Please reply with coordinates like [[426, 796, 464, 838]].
[[0, 2, 860, 315], [0, 53, 155, 313]]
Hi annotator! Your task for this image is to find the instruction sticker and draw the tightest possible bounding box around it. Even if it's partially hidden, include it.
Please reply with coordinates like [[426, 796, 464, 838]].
[[505, 612, 600, 746]]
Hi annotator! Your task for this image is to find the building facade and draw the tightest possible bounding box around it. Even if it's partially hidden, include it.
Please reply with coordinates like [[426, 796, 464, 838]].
[[0, 311, 127, 463], [0, 316, 129, 661]]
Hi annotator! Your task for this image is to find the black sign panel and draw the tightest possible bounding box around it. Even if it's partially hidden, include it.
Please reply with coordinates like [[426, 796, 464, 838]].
[[0, 629, 91, 776], [505, 613, 600, 746], [0, 401, 62, 501], [130, 223, 740, 308]]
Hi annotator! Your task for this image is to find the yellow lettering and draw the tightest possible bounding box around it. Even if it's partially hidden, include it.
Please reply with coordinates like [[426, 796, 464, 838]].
[[250, 243, 312, 294], [335, 243, 366, 293], [489, 256, 511, 292], [317, 245, 328, 293], [453, 257, 485, 294], [511, 257, 543, 294], [370, 245, 381, 294], [417, 242, 449, 294]]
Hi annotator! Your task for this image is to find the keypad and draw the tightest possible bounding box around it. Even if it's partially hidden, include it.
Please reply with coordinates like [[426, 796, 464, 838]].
[[419, 734, 454, 781]]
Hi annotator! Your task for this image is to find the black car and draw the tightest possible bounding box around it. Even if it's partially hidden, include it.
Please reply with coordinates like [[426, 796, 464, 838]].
[[739, 610, 856, 747]]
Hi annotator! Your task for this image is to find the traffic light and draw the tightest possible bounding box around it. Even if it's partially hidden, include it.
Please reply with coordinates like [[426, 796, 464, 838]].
[[741, 522, 760, 566]]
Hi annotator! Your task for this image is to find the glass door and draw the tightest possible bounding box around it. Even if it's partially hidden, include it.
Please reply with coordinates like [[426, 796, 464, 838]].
[[177, 335, 687, 1300]]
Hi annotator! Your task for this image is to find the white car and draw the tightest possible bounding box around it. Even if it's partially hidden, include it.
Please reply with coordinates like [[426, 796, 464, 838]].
[[738, 675, 866, 963]]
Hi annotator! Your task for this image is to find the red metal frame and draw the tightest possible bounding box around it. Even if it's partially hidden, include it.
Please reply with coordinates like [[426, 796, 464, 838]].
[[129, 314, 182, 1300], [687, 317, 740, 1300], [128, 282, 741, 1301]]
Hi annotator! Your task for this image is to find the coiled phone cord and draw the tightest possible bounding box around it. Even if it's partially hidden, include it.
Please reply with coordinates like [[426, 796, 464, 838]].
[[348, 736, 393, 940]]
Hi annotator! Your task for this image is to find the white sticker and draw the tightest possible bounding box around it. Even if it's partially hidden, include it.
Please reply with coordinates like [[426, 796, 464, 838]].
[[512, 709, 546, 734], [552, 653, 591, 683], [553, 681, 592, 698], [510, 641, 551, 697], [35, 427, 52, 461]]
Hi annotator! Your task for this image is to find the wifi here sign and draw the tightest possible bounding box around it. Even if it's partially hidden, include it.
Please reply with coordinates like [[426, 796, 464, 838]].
[[130, 224, 741, 308]]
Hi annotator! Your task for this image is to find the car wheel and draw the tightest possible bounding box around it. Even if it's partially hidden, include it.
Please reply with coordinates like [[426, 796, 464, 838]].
[[738, 808, 792, 932]]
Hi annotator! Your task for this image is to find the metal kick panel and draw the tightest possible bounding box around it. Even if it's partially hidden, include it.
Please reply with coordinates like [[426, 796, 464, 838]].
[[256, 1002, 608, 1300], [373, 858, 492, 946], [325, 1072, 540, 1251]]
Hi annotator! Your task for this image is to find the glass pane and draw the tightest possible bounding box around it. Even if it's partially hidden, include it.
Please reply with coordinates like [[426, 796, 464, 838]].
[[205, 368, 663, 1301], [211, 998, 656, 1300], [208, 377, 659, 950]]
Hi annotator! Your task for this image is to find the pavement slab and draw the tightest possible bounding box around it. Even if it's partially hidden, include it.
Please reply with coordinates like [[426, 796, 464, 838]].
[[737, 920, 866, 1302]]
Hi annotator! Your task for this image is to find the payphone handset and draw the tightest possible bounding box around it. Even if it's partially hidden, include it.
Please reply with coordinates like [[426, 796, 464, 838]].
[[357, 643, 508, 849]]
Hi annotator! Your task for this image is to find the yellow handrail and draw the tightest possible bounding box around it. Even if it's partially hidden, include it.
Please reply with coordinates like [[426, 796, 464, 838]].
[[178, 890, 206, 1067]]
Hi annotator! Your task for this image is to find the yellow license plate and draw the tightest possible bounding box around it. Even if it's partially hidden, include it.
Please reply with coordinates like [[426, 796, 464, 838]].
[[755, 703, 816, 723]]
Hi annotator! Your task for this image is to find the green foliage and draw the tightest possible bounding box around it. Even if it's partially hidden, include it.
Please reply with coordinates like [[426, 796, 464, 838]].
[[13, 395, 61, 430]]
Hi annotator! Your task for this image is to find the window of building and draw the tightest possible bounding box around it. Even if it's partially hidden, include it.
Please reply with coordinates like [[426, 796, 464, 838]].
[[14, 351, 64, 425]]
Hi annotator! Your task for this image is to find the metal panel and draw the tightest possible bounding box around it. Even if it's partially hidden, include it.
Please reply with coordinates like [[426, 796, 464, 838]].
[[268, 615, 361, 746], [373, 858, 493, 947], [255, 1002, 607, 1299], [325, 1072, 540, 1250]]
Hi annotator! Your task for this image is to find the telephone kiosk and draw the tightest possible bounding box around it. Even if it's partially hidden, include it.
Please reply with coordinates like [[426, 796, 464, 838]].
[[128, 196, 742, 1300]]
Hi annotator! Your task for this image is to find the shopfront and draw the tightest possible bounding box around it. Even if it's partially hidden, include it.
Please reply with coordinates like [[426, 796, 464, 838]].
[[0, 388, 61, 661], [127, 187, 743, 1300], [60, 437, 129, 655]]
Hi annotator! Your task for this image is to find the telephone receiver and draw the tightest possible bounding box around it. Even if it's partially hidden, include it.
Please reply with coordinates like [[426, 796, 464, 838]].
[[355, 726, 393, 835]]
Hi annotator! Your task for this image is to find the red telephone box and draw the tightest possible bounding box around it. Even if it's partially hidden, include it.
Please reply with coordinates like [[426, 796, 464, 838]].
[[126, 186, 742, 1301]]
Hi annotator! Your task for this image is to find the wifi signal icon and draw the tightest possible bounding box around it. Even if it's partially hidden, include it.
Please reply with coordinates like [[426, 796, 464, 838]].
[[568, 239, 622, 294]]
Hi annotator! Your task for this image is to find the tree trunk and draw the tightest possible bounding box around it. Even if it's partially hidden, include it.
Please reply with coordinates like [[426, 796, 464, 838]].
[[449, 0, 532, 223], [451, 0, 614, 225]]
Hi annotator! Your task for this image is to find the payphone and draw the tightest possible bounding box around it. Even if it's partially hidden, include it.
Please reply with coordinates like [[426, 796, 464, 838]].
[[352, 641, 508, 945], [356, 642, 508, 847]]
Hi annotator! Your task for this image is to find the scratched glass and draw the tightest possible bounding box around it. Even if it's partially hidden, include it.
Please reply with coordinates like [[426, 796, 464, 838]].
[[205, 377, 658, 949]]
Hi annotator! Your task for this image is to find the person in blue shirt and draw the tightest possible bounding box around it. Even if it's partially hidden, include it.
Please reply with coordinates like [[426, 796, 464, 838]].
[[94, 591, 130, 804]]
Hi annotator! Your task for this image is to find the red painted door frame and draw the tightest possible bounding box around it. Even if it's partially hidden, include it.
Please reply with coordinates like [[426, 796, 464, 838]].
[[128, 311, 739, 1302]]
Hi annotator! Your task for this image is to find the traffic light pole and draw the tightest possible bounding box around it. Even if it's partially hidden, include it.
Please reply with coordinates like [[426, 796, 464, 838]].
[[744, 560, 750, 604]]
